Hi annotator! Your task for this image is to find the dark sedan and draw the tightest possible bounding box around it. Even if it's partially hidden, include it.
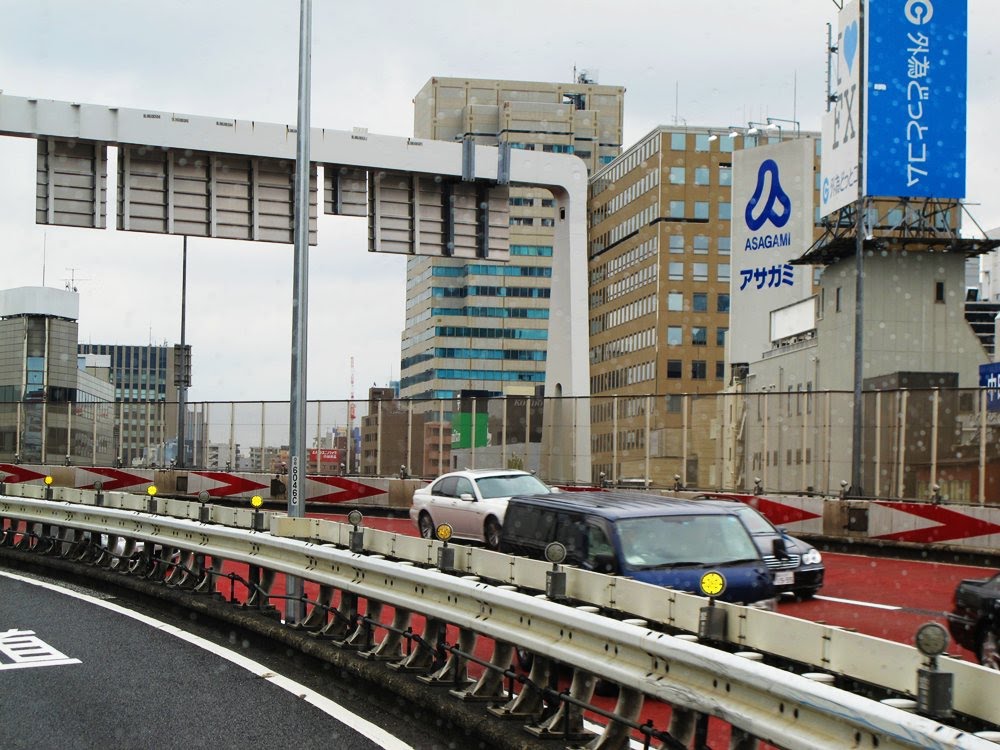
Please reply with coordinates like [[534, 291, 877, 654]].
[[948, 572, 1000, 669], [695, 497, 824, 599]]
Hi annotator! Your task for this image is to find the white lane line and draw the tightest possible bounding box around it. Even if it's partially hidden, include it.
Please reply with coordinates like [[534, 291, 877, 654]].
[[0, 570, 413, 750], [814, 594, 901, 611]]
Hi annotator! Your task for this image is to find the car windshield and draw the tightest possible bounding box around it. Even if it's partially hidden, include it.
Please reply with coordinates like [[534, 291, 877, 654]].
[[730, 506, 777, 535], [616, 514, 761, 569], [474, 474, 550, 499]]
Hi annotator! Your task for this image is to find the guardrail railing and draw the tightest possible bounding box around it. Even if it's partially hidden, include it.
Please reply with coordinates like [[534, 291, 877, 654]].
[[2, 485, 999, 750]]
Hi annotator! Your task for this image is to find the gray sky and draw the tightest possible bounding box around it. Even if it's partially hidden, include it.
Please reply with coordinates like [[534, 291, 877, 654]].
[[2, 1, 997, 401]]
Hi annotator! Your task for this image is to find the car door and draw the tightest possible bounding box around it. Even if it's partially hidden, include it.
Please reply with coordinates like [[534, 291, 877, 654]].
[[427, 476, 461, 532], [449, 476, 481, 540]]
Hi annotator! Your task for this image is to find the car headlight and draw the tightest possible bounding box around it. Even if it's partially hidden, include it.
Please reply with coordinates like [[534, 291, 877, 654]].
[[802, 548, 822, 565]]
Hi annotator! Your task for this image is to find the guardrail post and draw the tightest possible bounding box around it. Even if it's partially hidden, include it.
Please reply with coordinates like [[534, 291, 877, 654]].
[[390, 616, 444, 674], [524, 668, 596, 742], [449, 640, 515, 703], [361, 606, 413, 663], [416, 626, 476, 688], [588, 686, 645, 750], [488, 654, 551, 722]]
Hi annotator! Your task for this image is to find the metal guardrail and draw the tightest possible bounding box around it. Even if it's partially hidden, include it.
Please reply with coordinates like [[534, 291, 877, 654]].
[[1, 486, 999, 750]]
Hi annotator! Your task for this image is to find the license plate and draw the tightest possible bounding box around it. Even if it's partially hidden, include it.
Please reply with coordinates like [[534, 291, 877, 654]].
[[774, 570, 794, 586]]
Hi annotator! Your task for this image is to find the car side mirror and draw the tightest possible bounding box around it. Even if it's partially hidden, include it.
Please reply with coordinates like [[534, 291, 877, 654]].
[[772, 537, 790, 559], [459, 493, 475, 502]]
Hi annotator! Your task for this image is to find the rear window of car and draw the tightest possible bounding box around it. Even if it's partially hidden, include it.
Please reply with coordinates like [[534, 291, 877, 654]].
[[504, 503, 557, 544], [475, 474, 550, 499]]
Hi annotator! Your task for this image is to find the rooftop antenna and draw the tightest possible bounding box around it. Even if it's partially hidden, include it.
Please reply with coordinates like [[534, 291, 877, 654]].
[[63, 267, 89, 292]]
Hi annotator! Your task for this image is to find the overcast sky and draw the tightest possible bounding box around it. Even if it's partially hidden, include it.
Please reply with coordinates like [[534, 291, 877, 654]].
[[2, 1, 998, 402]]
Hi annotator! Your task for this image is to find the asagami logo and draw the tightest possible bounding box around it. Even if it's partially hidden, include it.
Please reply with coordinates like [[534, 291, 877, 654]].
[[743, 159, 792, 253]]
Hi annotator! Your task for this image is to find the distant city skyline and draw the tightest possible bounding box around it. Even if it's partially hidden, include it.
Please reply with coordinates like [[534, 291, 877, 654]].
[[2, 1, 998, 401]]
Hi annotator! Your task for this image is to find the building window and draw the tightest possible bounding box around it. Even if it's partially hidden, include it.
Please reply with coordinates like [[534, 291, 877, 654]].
[[718, 236, 731, 255], [716, 361, 726, 380], [693, 263, 708, 281], [670, 200, 686, 218], [667, 326, 683, 346], [691, 360, 707, 379], [668, 292, 683, 312], [693, 235, 709, 254], [718, 202, 732, 221], [695, 134, 711, 152], [717, 264, 730, 282], [935, 281, 945, 303], [694, 167, 710, 185], [667, 360, 683, 379], [669, 234, 685, 252], [669, 262, 684, 280], [692, 293, 708, 312], [692, 327, 707, 346], [717, 293, 730, 312], [670, 167, 686, 184], [836, 287, 842, 312], [719, 166, 732, 186], [671, 133, 686, 151], [666, 394, 682, 412], [717, 327, 728, 346], [693, 202, 709, 220]]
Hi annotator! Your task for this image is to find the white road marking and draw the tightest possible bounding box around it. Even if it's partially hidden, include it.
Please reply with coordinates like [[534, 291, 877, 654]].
[[814, 594, 901, 611], [0, 570, 413, 750]]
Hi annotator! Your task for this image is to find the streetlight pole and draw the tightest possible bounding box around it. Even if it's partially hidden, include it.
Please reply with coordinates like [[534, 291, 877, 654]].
[[286, 0, 312, 624], [176, 235, 188, 468], [849, 2, 867, 497]]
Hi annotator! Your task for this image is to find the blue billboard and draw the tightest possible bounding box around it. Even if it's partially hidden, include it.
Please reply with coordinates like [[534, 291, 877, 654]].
[[865, 0, 967, 199], [980, 363, 1000, 413]]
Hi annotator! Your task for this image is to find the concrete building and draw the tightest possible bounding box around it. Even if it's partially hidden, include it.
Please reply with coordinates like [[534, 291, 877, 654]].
[[399, 75, 625, 401], [0, 287, 115, 464]]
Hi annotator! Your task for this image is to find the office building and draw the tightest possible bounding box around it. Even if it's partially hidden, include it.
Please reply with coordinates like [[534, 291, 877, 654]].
[[399, 75, 625, 401], [77, 342, 183, 466], [0, 286, 115, 464], [587, 126, 821, 485]]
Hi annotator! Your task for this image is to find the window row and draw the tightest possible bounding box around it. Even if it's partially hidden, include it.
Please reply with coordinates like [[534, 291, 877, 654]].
[[590, 360, 656, 394], [589, 328, 656, 365], [590, 204, 657, 255], [668, 234, 731, 255], [665, 326, 728, 347], [592, 236, 658, 279], [590, 169, 659, 227], [668, 262, 730, 282], [669, 199, 732, 221], [667, 291, 730, 313], [592, 293, 656, 333], [591, 396, 649, 423], [668, 164, 733, 188], [665, 359, 726, 381], [601, 263, 657, 305]]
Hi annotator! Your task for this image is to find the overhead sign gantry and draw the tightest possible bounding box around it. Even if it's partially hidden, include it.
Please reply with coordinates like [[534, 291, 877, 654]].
[[0, 92, 591, 483]]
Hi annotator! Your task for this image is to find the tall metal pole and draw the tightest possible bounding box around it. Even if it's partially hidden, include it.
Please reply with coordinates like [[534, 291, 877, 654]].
[[286, 0, 312, 624], [176, 236, 188, 468], [849, 1, 866, 497]]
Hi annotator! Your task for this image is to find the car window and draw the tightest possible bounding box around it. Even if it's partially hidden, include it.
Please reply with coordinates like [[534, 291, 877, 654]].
[[616, 514, 760, 568], [475, 474, 550, 499], [503, 504, 557, 544], [434, 476, 458, 497], [454, 477, 475, 498], [585, 524, 614, 562]]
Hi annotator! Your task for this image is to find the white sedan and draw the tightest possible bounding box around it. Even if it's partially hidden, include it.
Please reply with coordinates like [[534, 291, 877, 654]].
[[409, 469, 553, 549]]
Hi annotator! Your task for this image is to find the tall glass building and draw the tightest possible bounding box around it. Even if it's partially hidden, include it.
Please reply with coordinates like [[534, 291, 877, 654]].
[[399, 76, 625, 400]]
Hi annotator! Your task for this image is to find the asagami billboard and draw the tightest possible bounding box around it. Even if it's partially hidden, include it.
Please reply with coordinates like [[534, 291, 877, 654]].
[[730, 138, 815, 366], [865, 0, 967, 199]]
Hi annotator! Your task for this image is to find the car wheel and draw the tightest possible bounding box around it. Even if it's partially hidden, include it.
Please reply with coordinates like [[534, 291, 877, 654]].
[[979, 626, 1000, 670], [484, 517, 502, 550], [418, 512, 434, 540]]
